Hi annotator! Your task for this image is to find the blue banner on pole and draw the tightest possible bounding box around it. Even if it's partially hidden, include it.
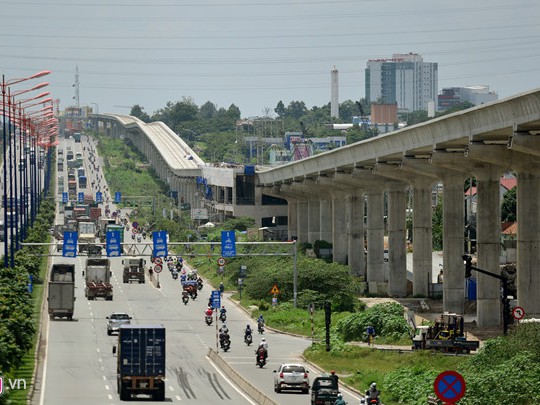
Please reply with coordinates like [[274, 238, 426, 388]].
[[77, 192, 84, 204], [211, 290, 221, 309], [221, 230, 236, 257], [62, 192, 68, 204], [152, 231, 168, 257], [96, 191, 103, 203], [62, 231, 78, 258], [114, 191, 121, 204], [106, 230, 122, 257]]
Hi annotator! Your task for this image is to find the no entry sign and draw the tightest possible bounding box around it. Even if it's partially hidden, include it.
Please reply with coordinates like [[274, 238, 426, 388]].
[[434, 370, 466, 403]]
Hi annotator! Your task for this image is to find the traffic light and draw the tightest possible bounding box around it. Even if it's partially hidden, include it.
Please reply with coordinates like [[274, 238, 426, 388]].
[[462, 255, 473, 278]]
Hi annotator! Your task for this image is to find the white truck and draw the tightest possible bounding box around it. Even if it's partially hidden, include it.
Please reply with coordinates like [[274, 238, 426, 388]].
[[122, 258, 146, 284]]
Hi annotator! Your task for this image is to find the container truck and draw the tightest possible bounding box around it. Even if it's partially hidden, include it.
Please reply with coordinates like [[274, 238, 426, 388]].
[[114, 325, 166, 401], [48, 264, 75, 320], [84, 258, 113, 300]]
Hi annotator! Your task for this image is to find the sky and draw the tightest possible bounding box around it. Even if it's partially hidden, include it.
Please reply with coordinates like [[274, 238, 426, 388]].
[[1, 0, 539, 119]]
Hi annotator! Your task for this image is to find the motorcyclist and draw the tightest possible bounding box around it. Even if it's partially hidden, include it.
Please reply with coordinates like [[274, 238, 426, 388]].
[[365, 382, 380, 401], [205, 307, 213, 317], [259, 337, 268, 350], [244, 325, 252, 340], [182, 290, 189, 301], [334, 393, 347, 405], [257, 315, 265, 333], [219, 324, 230, 346], [219, 306, 227, 319], [255, 343, 268, 365], [219, 323, 229, 335]]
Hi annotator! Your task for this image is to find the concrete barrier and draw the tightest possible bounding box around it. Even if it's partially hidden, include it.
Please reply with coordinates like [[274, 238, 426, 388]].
[[207, 348, 278, 405]]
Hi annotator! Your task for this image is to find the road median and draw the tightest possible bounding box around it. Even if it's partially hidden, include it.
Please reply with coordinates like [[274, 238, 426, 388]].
[[207, 348, 278, 405]]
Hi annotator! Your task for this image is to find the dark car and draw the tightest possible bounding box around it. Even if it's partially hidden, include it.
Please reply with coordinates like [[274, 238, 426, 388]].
[[311, 375, 340, 405]]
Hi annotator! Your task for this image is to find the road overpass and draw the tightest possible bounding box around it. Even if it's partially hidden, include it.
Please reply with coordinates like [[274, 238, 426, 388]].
[[90, 88, 540, 328]]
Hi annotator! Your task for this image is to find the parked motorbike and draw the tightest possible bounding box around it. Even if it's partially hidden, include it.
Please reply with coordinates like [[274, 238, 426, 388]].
[[182, 292, 189, 305], [205, 315, 213, 325], [244, 333, 253, 346]]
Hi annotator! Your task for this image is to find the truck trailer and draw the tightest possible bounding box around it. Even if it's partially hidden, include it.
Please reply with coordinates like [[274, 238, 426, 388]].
[[115, 325, 166, 401], [48, 264, 75, 320]]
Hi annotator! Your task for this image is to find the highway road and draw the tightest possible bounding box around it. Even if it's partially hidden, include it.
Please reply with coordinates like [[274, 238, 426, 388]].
[[33, 134, 362, 405]]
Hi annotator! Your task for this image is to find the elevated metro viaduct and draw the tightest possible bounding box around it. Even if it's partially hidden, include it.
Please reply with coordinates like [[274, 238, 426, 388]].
[[88, 113, 288, 231], [256, 88, 540, 329], [90, 88, 540, 329]]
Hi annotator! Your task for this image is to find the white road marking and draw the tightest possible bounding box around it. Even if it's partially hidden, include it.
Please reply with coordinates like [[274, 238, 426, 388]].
[[108, 394, 113, 400], [97, 348, 101, 353], [105, 384, 110, 390], [102, 375, 107, 380], [175, 395, 181, 400], [168, 386, 174, 391], [38, 313, 51, 405]]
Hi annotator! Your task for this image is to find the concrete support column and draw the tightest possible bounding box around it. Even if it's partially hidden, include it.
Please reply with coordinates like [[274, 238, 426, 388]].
[[475, 168, 503, 327], [296, 199, 309, 243], [366, 190, 385, 291], [442, 174, 467, 314], [319, 198, 332, 242], [288, 200, 298, 240], [412, 181, 433, 297], [332, 193, 347, 264], [387, 186, 407, 297], [347, 191, 365, 277], [307, 197, 320, 244], [517, 171, 540, 317]]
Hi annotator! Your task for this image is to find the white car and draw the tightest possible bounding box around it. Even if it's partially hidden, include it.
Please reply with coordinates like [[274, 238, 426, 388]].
[[273, 363, 310, 394], [106, 312, 132, 335]]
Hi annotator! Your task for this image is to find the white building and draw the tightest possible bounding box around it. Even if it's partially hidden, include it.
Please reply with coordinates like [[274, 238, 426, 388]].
[[365, 53, 438, 112]]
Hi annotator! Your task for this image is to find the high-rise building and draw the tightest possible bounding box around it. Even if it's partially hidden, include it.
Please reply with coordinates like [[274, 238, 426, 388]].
[[365, 53, 438, 112]]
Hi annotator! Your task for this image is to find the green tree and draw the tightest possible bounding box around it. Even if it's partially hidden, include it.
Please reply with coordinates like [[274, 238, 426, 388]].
[[199, 101, 217, 120], [130, 104, 151, 122], [286, 100, 307, 120], [274, 100, 286, 118], [432, 198, 443, 250], [501, 186, 516, 222]]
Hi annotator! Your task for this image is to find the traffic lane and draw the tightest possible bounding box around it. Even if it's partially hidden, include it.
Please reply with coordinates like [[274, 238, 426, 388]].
[[109, 257, 254, 404], [215, 297, 362, 405], [42, 256, 114, 405]]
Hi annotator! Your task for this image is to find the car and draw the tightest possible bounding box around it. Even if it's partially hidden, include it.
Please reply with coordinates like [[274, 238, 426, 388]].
[[311, 375, 340, 405], [106, 312, 132, 335], [273, 363, 310, 394]]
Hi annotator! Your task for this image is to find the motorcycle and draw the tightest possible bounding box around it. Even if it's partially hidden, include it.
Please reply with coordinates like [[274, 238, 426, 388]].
[[189, 289, 197, 300], [136, 234, 142, 243], [205, 315, 213, 325], [258, 323, 265, 335], [360, 398, 380, 405], [172, 270, 178, 280], [182, 292, 189, 305], [219, 312, 227, 322], [220, 335, 231, 352], [244, 333, 253, 346], [197, 278, 203, 291], [256, 351, 266, 368]]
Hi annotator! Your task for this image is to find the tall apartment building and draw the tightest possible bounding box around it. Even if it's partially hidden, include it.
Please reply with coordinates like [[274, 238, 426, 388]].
[[365, 53, 438, 112]]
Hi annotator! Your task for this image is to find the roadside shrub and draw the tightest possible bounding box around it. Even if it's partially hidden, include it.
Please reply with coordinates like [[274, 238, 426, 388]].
[[336, 302, 410, 342]]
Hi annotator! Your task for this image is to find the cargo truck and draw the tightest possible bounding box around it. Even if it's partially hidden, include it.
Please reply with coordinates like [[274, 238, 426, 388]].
[[84, 258, 113, 300], [78, 175, 87, 189], [48, 264, 75, 320], [78, 221, 97, 252], [114, 325, 166, 401], [105, 224, 125, 243], [99, 218, 117, 241], [122, 258, 146, 283]]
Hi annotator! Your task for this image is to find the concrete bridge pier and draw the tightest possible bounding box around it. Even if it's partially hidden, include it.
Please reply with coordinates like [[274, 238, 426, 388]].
[[365, 188, 385, 293], [347, 191, 366, 277], [387, 184, 408, 297]]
